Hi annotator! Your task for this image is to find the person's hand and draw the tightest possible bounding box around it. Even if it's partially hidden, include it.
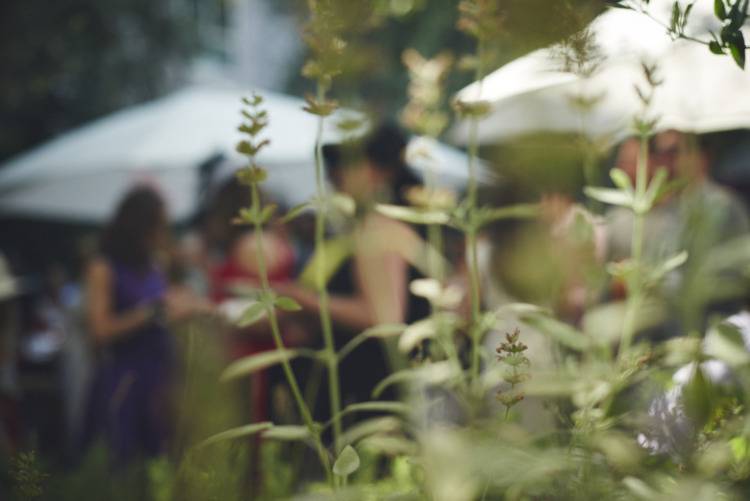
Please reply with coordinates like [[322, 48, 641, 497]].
[[281, 320, 312, 348], [164, 287, 217, 323], [272, 281, 316, 311]]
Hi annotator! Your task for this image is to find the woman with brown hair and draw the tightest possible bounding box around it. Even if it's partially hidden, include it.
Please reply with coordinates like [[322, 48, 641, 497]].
[[81, 186, 206, 469]]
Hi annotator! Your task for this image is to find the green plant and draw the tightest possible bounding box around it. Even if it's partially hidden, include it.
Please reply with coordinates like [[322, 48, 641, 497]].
[[9, 451, 48, 500], [195, 1, 750, 500]]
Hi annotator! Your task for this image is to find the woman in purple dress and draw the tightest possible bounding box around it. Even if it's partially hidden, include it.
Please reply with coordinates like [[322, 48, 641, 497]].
[[82, 187, 195, 469]]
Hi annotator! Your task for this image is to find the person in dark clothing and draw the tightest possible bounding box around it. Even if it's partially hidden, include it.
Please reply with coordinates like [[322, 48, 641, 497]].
[[276, 123, 431, 433]]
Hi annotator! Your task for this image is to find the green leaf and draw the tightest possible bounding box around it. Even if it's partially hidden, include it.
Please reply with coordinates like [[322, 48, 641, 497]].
[[524, 373, 578, 397], [363, 323, 408, 338], [670, 1, 681, 32], [198, 422, 273, 448], [242, 94, 263, 107], [340, 401, 411, 417], [398, 319, 436, 353], [254, 166, 268, 182], [683, 363, 714, 428], [337, 324, 407, 362], [220, 349, 312, 381], [682, 2, 695, 30], [236, 141, 253, 155], [623, 476, 661, 500], [646, 250, 688, 285], [274, 296, 302, 311], [262, 425, 310, 441], [730, 436, 750, 461], [373, 361, 460, 398], [333, 445, 361, 476], [238, 302, 267, 327], [709, 40, 726, 54], [482, 204, 541, 223], [715, 0, 728, 20], [609, 168, 634, 192], [705, 322, 750, 368], [237, 207, 256, 225], [728, 0, 749, 30], [641, 167, 669, 211], [259, 204, 277, 224], [409, 278, 442, 300], [664, 337, 703, 366], [359, 435, 419, 456], [493, 303, 552, 318], [592, 432, 645, 471], [328, 193, 356, 216], [376, 204, 449, 224], [335, 416, 402, 451], [728, 33, 746, 69], [583, 187, 633, 208], [521, 314, 590, 351], [303, 94, 339, 117], [280, 202, 311, 223]]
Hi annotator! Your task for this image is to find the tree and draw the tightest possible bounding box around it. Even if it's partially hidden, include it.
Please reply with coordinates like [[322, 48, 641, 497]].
[[0, 0, 203, 163]]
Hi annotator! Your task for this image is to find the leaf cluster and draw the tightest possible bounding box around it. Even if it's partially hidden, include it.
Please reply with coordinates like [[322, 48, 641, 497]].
[[9, 451, 49, 500]]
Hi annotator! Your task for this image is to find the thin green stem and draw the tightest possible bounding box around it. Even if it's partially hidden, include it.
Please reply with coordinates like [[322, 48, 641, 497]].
[[424, 153, 446, 284], [632, 136, 648, 264], [467, 229, 482, 384], [313, 79, 343, 456], [249, 181, 332, 483], [175, 323, 197, 454], [466, 38, 486, 387], [618, 136, 649, 360], [427, 222, 445, 283]]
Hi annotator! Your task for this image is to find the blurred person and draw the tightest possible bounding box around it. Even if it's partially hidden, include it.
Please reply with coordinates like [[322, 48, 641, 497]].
[[80, 186, 209, 470], [277, 123, 432, 429], [203, 176, 307, 497], [0, 251, 27, 455], [17, 263, 71, 459], [606, 131, 750, 337], [205, 176, 306, 425], [480, 147, 607, 431], [286, 211, 317, 277]]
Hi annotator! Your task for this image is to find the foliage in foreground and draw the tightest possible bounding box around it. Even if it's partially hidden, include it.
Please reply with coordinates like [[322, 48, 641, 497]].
[[7, 1, 750, 500], [201, 1, 750, 500]]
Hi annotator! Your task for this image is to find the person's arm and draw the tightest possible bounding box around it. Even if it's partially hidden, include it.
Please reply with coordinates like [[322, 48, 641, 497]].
[[280, 280, 375, 333], [86, 258, 154, 344], [278, 248, 409, 334]]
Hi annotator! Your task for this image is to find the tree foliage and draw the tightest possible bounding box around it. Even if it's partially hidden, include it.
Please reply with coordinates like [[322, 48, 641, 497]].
[[0, 0, 202, 163]]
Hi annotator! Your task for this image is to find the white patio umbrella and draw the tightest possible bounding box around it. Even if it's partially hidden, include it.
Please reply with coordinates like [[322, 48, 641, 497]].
[[0, 84, 365, 223], [448, 0, 749, 145], [0, 83, 483, 224]]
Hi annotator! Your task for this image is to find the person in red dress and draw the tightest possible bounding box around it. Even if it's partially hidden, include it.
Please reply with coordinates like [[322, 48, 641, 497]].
[[205, 177, 303, 423]]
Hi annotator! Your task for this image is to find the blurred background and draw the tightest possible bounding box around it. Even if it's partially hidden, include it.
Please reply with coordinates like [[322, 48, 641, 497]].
[[5, 0, 750, 498], [0, 0, 616, 275]]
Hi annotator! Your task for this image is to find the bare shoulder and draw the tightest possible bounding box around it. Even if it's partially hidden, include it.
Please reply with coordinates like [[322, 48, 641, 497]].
[[366, 212, 416, 239], [87, 257, 111, 279], [359, 213, 421, 259], [86, 257, 113, 294]]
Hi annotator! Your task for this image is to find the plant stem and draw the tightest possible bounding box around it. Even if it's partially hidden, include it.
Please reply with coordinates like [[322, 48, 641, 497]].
[[618, 135, 649, 360], [175, 323, 197, 455], [467, 38, 485, 387], [313, 79, 344, 456], [249, 180, 332, 483]]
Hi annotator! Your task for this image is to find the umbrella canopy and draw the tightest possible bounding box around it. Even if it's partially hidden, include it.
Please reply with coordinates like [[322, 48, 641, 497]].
[[448, 0, 749, 145], [0, 84, 364, 223], [0, 84, 482, 224]]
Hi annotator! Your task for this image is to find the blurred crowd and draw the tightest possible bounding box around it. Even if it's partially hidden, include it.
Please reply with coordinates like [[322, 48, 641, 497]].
[[2, 125, 750, 484], [0, 123, 469, 474]]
